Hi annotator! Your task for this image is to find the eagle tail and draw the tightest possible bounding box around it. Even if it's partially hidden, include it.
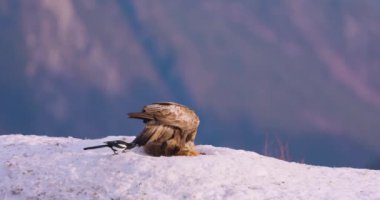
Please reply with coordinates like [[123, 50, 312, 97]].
[[128, 112, 153, 120]]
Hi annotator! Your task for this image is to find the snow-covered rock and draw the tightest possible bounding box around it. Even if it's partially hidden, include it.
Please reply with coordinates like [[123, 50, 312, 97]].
[[0, 134, 379, 200]]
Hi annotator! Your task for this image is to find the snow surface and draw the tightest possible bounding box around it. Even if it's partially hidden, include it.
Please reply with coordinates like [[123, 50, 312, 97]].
[[0, 134, 379, 200]]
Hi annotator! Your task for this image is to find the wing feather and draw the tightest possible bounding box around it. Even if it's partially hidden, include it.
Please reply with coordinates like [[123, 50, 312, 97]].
[[142, 102, 199, 131], [132, 124, 175, 146]]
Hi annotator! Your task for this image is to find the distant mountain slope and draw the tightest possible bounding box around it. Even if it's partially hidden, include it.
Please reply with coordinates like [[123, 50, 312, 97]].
[[0, 0, 379, 167], [127, 0, 380, 151], [0, 135, 379, 199]]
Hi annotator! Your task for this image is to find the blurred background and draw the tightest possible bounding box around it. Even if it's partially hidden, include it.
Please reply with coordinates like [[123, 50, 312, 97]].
[[0, 0, 379, 169]]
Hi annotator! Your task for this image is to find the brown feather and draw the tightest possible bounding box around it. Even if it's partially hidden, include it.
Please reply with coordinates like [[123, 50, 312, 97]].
[[128, 112, 154, 120]]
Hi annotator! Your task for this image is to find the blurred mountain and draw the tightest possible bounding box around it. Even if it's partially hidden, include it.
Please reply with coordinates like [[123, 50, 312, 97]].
[[0, 0, 379, 168]]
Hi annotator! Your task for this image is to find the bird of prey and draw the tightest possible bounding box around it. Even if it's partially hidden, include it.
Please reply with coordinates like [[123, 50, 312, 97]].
[[84, 102, 201, 156], [129, 102, 200, 156]]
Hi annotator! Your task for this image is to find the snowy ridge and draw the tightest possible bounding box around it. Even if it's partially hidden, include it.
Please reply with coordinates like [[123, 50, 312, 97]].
[[0, 134, 379, 200]]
